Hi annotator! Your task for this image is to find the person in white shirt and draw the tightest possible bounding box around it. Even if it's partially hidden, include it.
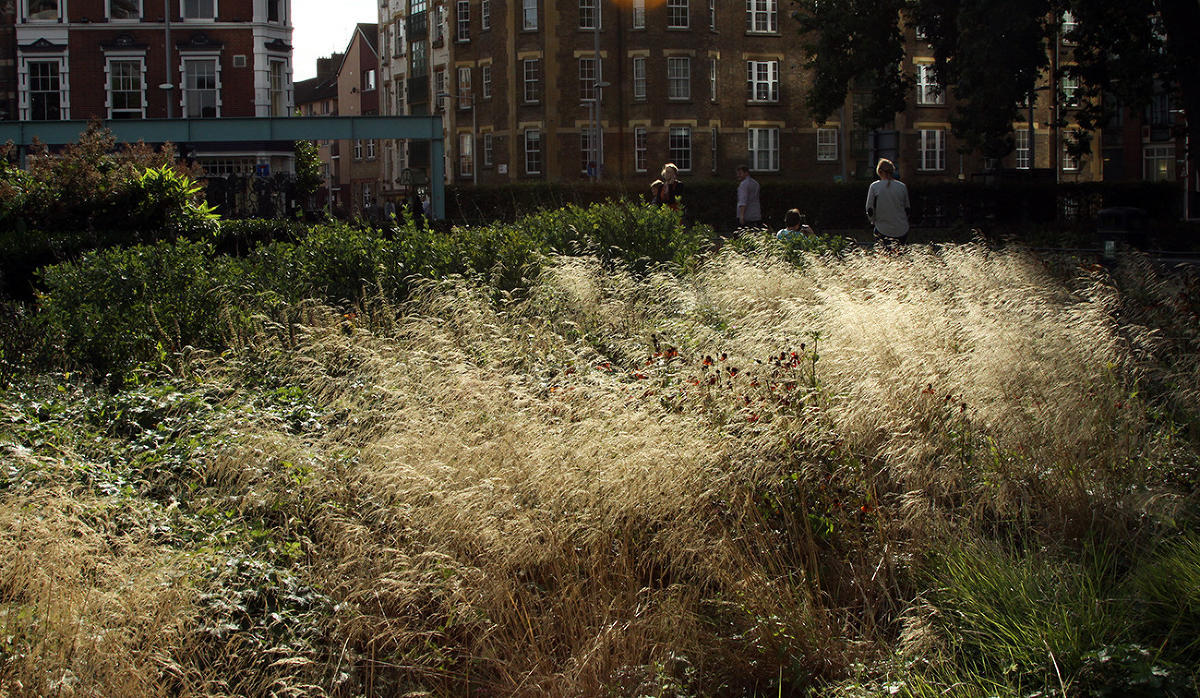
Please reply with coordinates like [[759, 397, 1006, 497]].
[[865, 158, 910, 246], [736, 165, 762, 229]]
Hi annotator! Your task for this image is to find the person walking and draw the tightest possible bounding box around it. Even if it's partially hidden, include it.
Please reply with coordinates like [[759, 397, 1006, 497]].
[[654, 163, 685, 210], [865, 158, 910, 246], [736, 165, 762, 229]]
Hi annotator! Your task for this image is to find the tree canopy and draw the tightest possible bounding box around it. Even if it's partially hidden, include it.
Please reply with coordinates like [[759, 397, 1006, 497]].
[[793, 0, 1199, 166]]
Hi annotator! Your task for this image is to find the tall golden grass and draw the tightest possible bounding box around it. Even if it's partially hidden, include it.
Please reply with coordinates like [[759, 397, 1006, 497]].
[[2, 245, 1195, 695]]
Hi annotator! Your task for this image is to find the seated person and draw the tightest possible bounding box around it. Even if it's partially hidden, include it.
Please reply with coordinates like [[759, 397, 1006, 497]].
[[777, 208, 815, 240]]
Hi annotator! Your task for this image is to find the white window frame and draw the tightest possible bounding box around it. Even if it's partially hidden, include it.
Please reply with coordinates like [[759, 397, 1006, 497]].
[[181, 54, 220, 118], [354, 139, 363, 159], [1062, 142, 1079, 172], [523, 0, 538, 30], [456, 0, 470, 42], [22, 56, 68, 120], [1061, 76, 1080, 108], [709, 57, 717, 101], [632, 0, 645, 29], [394, 18, 406, 57], [708, 0, 715, 30], [367, 139, 377, 159], [1143, 144, 1174, 182], [747, 127, 779, 172], [362, 182, 373, 208], [580, 126, 599, 174], [632, 57, 646, 101], [481, 64, 492, 99], [919, 129, 947, 171], [107, 0, 142, 21], [667, 57, 690, 101], [459, 132, 473, 177], [667, 0, 688, 29], [457, 66, 472, 109], [669, 125, 692, 171], [432, 4, 445, 44], [579, 0, 599, 30], [523, 59, 540, 103], [1014, 128, 1031, 169], [481, 0, 490, 30], [916, 63, 943, 105], [634, 126, 647, 172], [268, 58, 288, 117], [746, 60, 779, 103], [817, 127, 838, 162], [23, 0, 63, 22], [483, 132, 494, 167], [579, 57, 598, 101], [525, 128, 542, 175], [106, 56, 146, 119], [181, 0, 216, 20], [746, 0, 777, 33]]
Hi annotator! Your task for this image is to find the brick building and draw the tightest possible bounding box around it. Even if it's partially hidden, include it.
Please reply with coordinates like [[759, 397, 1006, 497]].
[[369, 0, 1200, 207], [294, 51, 339, 211], [1, 0, 15, 120], [7, 0, 294, 175]]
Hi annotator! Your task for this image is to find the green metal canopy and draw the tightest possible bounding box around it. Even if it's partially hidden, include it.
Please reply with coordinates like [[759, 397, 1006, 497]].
[[0, 116, 447, 219]]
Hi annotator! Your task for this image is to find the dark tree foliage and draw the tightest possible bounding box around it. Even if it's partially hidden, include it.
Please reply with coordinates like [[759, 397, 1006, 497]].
[[792, 0, 1199, 167]]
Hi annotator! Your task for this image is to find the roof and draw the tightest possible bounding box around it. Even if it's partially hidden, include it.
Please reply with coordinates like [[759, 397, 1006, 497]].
[[356, 23, 380, 56], [294, 75, 337, 106]]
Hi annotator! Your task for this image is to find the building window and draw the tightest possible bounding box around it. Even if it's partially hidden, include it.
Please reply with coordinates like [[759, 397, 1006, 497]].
[[481, 64, 492, 98], [269, 60, 287, 116], [481, 0, 490, 29], [183, 58, 218, 118], [106, 59, 144, 119], [483, 132, 493, 166], [1143, 144, 1173, 182], [523, 0, 538, 30], [363, 69, 376, 92], [1061, 76, 1080, 108], [579, 57, 599, 101], [632, 57, 646, 101], [667, 0, 688, 28], [362, 183, 373, 209], [919, 129, 946, 171], [1014, 128, 1031, 169], [267, 0, 282, 22], [1062, 142, 1079, 172], [747, 128, 779, 171], [109, 0, 141, 20], [669, 126, 692, 171], [580, 126, 599, 174], [634, 126, 647, 172], [28, 60, 63, 120], [709, 58, 718, 101], [457, 67, 472, 108], [916, 64, 943, 105], [432, 4, 445, 43], [711, 127, 719, 172], [746, 60, 779, 103], [411, 39, 428, 74], [746, 0, 776, 33], [525, 129, 542, 174], [708, 0, 715, 29], [393, 18, 406, 57], [354, 139, 363, 159], [523, 59, 540, 103], [434, 68, 447, 105], [817, 127, 838, 161], [667, 57, 690, 100], [456, 0, 470, 41], [26, 0, 60, 21], [411, 0, 427, 13], [368, 139, 377, 159], [632, 0, 645, 28], [1061, 11, 1077, 40], [395, 79, 405, 112], [459, 133, 473, 176], [580, 0, 599, 29], [182, 0, 215, 19]]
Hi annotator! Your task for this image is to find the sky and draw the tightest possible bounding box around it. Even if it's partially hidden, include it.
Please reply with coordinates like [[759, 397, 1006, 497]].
[[292, 0, 379, 81]]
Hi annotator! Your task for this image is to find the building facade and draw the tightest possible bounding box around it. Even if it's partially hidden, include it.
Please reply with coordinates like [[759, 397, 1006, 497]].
[[371, 1, 1198, 204], [7, 0, 294, 175]]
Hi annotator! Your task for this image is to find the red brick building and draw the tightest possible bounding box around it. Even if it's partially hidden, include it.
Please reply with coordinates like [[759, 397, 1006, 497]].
[[9, 0, 294, 174]]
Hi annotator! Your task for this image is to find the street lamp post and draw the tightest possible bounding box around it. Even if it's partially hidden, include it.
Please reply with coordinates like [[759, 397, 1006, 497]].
[[436, 91, 477, 186]]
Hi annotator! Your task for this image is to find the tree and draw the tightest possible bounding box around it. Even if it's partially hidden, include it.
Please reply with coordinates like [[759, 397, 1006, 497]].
[[793, 0, 1199, 169], [293, 139, 324, 201]]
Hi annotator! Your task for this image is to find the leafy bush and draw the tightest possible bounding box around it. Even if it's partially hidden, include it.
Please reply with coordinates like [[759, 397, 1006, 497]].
[[36, 239, 233, 377]]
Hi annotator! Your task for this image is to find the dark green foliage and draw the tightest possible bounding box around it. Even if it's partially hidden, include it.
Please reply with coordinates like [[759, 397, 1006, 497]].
[[292, 140, 324, 200], [35, 239, 233, 377]]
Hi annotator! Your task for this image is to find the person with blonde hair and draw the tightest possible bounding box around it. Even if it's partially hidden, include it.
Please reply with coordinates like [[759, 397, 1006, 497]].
[[865, 158, 910, 245], [654, 163, 685, 210]]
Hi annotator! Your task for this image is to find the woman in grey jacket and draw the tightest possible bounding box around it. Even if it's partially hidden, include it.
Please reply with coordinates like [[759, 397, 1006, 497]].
[[865, 158, 910, 245]]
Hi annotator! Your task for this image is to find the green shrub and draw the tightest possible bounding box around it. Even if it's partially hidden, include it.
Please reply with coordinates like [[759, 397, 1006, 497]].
[[36, 239, 232, 377]]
